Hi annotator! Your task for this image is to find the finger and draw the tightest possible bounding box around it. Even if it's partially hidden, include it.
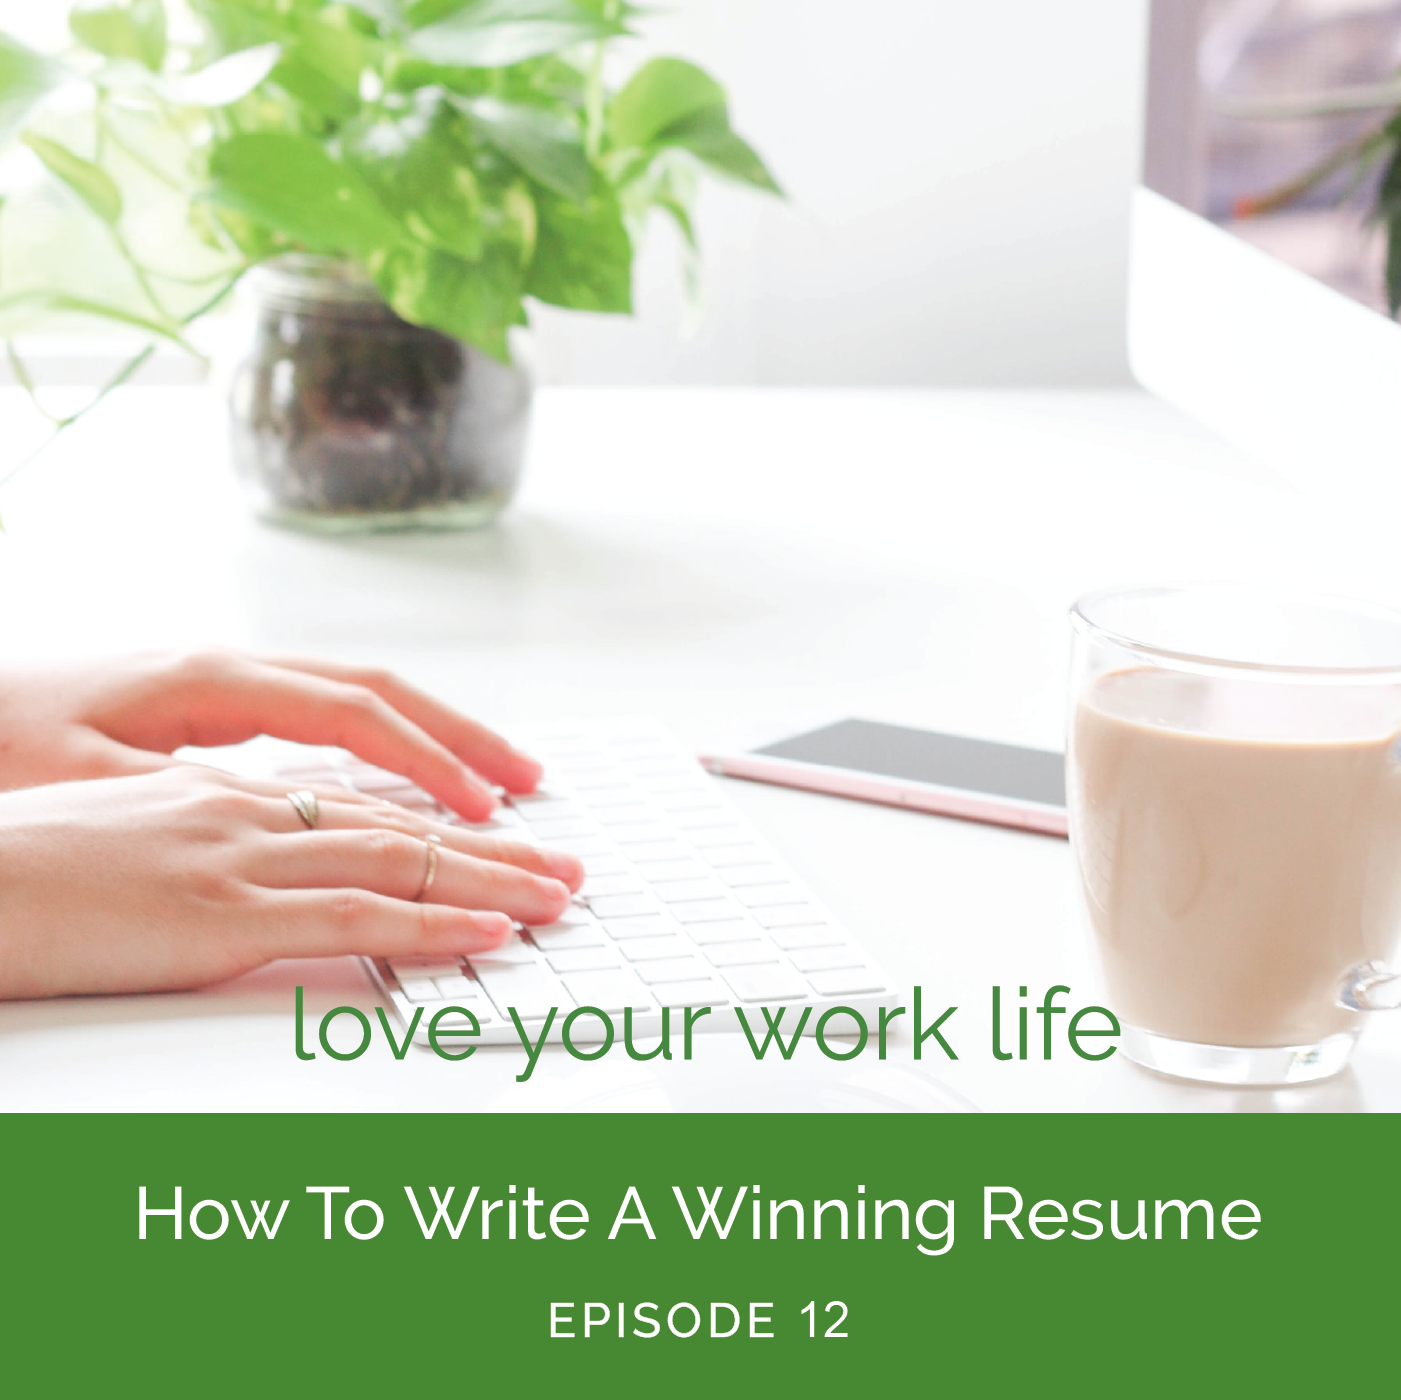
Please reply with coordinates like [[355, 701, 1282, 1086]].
[[65, 736, 181, 781], [249, 829, 575, 926], [265, 655, 544, 794], [254, 887, 516, 961], [247, 785, 584, 890], [173, 660, 501, 820]]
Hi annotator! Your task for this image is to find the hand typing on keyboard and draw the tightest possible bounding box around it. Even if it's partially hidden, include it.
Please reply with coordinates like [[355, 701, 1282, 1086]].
[[0, 652, 586, 1000], [0, 650, 540, 820], [361, 719, 896, 1048]]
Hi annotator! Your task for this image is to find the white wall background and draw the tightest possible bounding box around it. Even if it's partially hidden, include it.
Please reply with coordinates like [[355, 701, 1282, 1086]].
[[534, 0, 1151, 386]]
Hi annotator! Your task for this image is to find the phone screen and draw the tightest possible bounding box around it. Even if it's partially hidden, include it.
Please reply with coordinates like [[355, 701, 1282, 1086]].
[[754, 718, 1066, 809]]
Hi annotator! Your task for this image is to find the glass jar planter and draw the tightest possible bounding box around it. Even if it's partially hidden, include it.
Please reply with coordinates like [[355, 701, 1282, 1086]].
[[228, 256, 532, 533]]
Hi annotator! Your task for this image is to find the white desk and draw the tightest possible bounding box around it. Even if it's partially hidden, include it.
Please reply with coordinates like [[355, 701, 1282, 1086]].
[[2, 384, 1399, 1112]]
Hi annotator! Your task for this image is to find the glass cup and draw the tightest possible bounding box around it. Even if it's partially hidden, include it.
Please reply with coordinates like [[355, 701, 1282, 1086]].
[[1068, 585, 1401, 1086]]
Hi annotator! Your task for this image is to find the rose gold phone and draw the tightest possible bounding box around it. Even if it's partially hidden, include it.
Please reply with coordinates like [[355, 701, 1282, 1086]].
[[700, 718, 1067, 837]]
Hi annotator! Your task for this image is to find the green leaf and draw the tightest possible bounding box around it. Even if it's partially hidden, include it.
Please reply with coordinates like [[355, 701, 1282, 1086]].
[[0, 33, 61, 148], [0, 289, 193, 352], [160, 42, 281, 106], [269, 18, 369, 118], [70, 0, 169, 72], [527, 177, 631, 312], [609, 57, 781, 194], [1386, 214, 1401, 318], [609, 57, 724, 150], [342, 98, 484, 260], [660, 109, 782, 194], [339, 0, 404, 24], [208, 132, 406, 258], [188, 0, 283, 54], [22, 134, 123, 224], [406, 0, 625, 69], [370, 240, 524, 360], [1375, 141, 1401, 221], [455, 95, 590, 201]]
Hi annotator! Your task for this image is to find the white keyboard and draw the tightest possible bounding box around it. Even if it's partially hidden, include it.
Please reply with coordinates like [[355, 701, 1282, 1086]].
[[280, 718, 895, 1046]]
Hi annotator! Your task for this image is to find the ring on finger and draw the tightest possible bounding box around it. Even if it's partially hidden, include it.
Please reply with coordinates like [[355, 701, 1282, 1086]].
[[287, 789, 321, 830], [413, 833, 443, 902]]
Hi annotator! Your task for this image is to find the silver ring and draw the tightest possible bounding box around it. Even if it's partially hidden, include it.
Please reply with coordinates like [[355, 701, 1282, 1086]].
[[287, 789, 320, 830], [414, 833, 442, 902]]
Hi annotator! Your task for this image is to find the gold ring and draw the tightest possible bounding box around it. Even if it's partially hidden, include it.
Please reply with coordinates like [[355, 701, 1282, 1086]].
[[414, 833, 443, 902], [287, 790, 320, 830]]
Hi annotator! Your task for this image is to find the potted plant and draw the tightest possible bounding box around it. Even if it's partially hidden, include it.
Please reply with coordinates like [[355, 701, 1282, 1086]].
[[0, 1, 779, 531]]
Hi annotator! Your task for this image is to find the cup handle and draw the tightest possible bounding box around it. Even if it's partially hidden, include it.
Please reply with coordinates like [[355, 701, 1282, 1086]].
[[1340, 962, 1401, 1012]]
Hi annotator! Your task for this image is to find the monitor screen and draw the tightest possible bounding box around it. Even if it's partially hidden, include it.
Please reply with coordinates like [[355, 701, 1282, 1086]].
[[1146, 0, 1401, 318]]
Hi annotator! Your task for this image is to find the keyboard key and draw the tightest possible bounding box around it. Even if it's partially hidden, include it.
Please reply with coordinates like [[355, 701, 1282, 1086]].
[[706, 942, 780, 968], [630, 857, 705, 881], [581, 855, 631, 877], [535, 904, 594, 927], [737, 882, 803, 908], [754, 904, 821, 929], [528, 817, 598, 840], [429, 1009, 493, 1032], [389, 959, 462, 980], [609, 738, 671, 757], [547, 948, 622, 974], [567, 781, 637, 800], [672, 809, 734, 831], [723, 965, 809, 1003], [718, 862, 785, 888], [547, 836, 614, 857], [594, 803, 657, 826], [808, 967, 886, 996], [769, 924, 843, 951], [530, 922, 607, 950], [670, 898, 741, 925], [471, 964, 571, 1021], [687, 827, 751, 849], [654, 979, 730, 1008], [513, 799, 582, 821], [397, 978, 442, 1003], [650, 878, 725, 904], [619, 839, 690, 863], [620, 934, 692, 962], [656, 791, 723, 813], [433, 973, 482, 1000], [472, 936, 538, 962], [687, 918, 762, 946], [703, 842, 769, 866], [590, 893, 662, 919], [581, 874, 646, 899], [788, 946, 865, 974], [560, 970, 653, 1015], [634, 956, 710, 985], [626, 760, 694, 778], [511, 786, 573, 805], [603, 913, 680, 940], [637, 774, 706, 795], [610, 823, 676, 846]]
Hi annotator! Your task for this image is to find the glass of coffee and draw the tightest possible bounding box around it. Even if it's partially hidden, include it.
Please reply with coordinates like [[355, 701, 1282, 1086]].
[[1069, 585, 1401, 1086]]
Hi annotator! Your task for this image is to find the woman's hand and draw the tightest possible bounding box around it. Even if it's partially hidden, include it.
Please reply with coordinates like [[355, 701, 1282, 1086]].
[[0, 766, 583, 1000], [0, 651, 542, 821]]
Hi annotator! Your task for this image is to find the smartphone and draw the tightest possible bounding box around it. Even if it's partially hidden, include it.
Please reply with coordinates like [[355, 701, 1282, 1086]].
[[699, 718, 1067, 837]]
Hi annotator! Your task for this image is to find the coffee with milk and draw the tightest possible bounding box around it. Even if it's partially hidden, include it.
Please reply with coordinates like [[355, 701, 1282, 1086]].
[[1071, 667, 1401, 1048]]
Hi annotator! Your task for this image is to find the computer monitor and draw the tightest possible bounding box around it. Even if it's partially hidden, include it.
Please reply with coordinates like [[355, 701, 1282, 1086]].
[[1132, 0, 1401, 491]]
